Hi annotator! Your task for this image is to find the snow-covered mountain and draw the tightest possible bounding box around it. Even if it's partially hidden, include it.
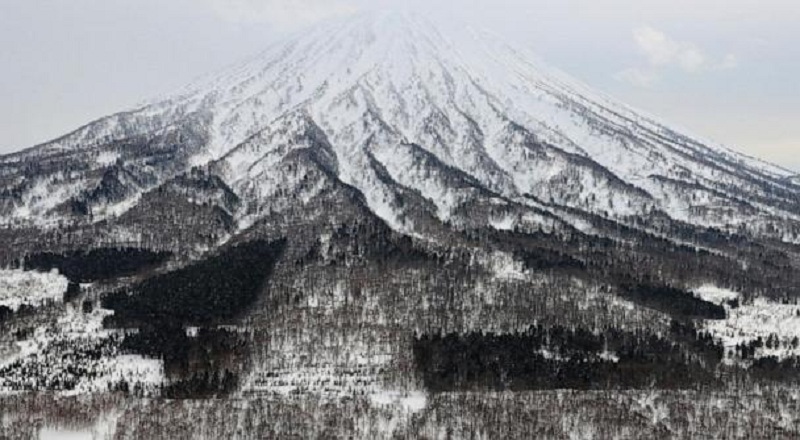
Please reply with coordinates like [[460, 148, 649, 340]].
[[1, 11, 798, 244], [4, 13, 800, 437]]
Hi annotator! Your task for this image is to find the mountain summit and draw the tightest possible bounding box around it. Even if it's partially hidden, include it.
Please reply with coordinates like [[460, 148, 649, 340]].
[[2, 11, 798, 243]]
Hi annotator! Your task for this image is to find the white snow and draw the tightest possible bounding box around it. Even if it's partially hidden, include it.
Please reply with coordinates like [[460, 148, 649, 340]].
[[489, 215, 516, 231], [38, 407, 122, 440], [102, 355, 164, 388], [91, 194, 142, 220], [96, 151, 120, 166], [369, 391, 428, 412], [485, 251, 527, 280], [39, 428, 93, 440], [0, 269, 69, 311], [699, 288, 800, 361], [0, 297, 166, 395], [693, 285, 740, 305]]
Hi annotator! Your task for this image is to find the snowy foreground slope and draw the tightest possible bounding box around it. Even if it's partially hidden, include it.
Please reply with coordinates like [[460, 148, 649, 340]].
[[2, 11, 800, 440]]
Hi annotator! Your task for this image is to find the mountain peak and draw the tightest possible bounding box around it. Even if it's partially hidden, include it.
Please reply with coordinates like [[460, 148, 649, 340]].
[[2, 12, 798, 244]]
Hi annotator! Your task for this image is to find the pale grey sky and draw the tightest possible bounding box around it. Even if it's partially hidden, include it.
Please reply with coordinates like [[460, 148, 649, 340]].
[[2, 0, 798, 171]]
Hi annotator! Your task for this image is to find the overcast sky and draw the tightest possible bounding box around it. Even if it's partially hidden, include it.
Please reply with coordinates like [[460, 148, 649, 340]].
[[2, 0, 798, 171]]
